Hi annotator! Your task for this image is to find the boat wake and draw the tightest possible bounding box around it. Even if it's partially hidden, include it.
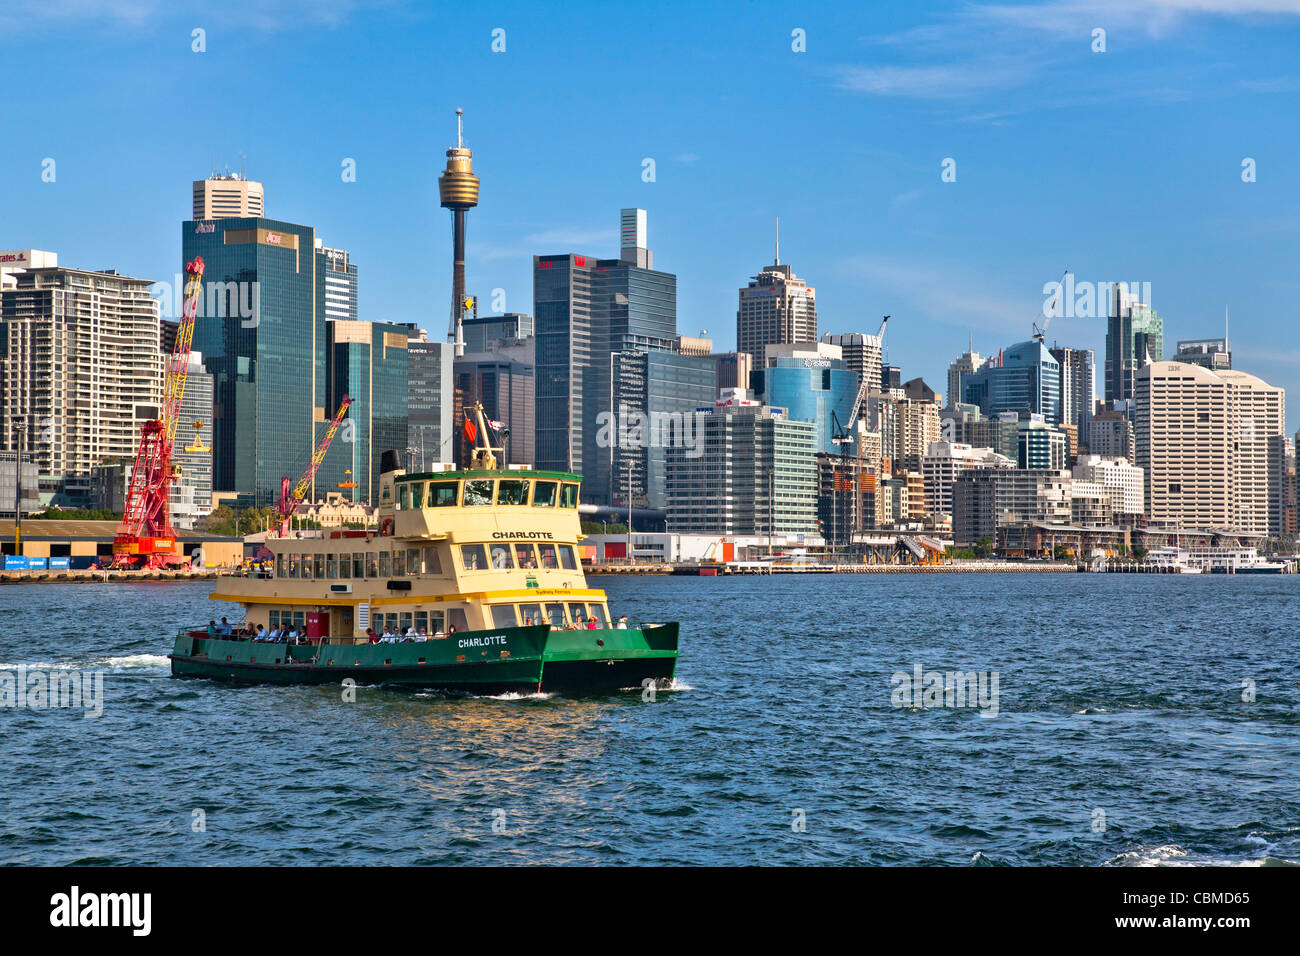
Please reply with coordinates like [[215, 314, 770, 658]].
[[0, 654, 170, 672]]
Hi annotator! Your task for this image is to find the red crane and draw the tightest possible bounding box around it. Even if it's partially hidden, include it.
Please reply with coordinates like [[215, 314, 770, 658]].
[[114, 257, 205, 568], [273, 395, 353, 538]]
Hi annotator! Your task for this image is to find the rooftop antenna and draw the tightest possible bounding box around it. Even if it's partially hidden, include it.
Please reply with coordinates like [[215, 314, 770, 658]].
[[457, 107, 463, 148], [774, 217, 780, 265], [1224, 304, 1229, 354]]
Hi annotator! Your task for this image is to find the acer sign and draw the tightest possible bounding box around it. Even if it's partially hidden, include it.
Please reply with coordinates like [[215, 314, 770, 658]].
[[194, 222, 216, 234]]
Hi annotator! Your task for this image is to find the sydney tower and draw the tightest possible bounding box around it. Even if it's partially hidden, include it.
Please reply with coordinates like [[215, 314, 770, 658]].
[[438, 108, 479, 357]]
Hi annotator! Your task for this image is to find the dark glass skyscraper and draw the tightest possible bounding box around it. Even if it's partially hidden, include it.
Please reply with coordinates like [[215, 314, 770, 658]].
[[533, 210, 714, 506], [184, 217, 324, 505], [318, 319, 409, 505]]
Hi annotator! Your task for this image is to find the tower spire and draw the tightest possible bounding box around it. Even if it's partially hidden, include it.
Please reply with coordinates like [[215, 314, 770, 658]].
[[456, 107, 463, 149]]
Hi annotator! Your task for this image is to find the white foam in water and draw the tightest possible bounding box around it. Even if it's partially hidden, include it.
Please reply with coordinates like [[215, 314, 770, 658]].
[[1108, 844, 1263, 867], [101, 654, 170, 669]]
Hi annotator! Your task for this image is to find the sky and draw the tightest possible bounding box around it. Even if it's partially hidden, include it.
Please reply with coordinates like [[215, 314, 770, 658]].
[[2, 0, 1299, 433]]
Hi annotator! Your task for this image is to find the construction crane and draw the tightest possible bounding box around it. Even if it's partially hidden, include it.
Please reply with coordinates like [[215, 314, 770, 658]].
[[273, 395, 353, 538], [1033, 270, 1069, 342], [831, 314, 889, 448], [113, 257, 205, 568]]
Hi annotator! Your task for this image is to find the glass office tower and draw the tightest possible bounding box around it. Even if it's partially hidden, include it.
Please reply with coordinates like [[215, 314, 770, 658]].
[[184, 217, 324, 505]]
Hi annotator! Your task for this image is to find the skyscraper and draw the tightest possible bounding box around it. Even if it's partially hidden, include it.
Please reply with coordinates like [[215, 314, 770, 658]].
[[318, 319, 409, 505], [753, 343, 859, 455], [172, 352, 215, 529], [823, 331, 884, 398], [453, 316, 534, 468], [1049, 345, 1095, 434], [405, 331, 454, 470], [533, 209, 714, 506], [316, 243, 358, 322], [184, 215, 326, 505], [193, 173, 264, 219], [962, 340, 1062, 425], [438, 109, 480, 356], [0, 253, 163, 506], [1105, 283, 1163, 402], [946, 342, 986, 412], [1135, 361, 1285, 534], [737, 236, 817, 365]]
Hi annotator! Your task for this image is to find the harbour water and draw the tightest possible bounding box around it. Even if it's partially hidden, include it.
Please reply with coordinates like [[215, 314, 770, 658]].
[[1, 574, 1298, 866]]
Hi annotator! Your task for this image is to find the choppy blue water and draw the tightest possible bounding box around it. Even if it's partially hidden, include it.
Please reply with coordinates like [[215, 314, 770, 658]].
[[1, 574, 1298, 866]]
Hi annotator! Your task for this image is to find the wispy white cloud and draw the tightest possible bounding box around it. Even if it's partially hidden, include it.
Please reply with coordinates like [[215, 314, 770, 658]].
[[0, 0, 388, 34]]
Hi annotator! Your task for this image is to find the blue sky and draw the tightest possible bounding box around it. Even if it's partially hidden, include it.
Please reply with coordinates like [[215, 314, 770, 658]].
[[3, 0, 1299, 432]]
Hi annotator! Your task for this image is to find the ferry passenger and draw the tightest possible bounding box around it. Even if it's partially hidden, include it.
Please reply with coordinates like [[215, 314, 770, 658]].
[[617, 616, 628, 629], [255, 625, 267, 641], [219, 617, 233, 636], [266, 625, 279, 641], [207, 620, 217, 639], [417, 627, 428, 641], [447, 625, 457, 635], [366, 628, 380, 644], [586, 616, 598, 630]]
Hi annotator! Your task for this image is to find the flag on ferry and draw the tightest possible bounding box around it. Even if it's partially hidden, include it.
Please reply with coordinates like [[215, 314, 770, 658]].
[[462, 417, 477, 444], [487, 419, 505, 431]]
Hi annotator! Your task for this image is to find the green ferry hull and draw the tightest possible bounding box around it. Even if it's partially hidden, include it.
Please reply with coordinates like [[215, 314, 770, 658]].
[[169, 622, 679, 696]]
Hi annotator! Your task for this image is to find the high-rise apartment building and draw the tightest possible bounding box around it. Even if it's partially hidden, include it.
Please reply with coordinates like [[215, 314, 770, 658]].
[[1088, 408, 1134, 463], [1135, 361, 1285, 534], [1105, 283, 1163, 402], [737, 254, 817, 366], [0, 255, 163, 505], [921, 440, 1015, 520], [193, 174, 265, 219], [1072, 454, 1144, 518]]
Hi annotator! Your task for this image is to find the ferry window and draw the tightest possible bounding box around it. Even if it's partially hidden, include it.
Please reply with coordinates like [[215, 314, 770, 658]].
[[567, 603, 587, 625], [366, 552, 379, 578], [275, 553, 284, 578], [497, 479, 529, 505], [339, 555, 351, 579], [460, 544, 487, 571], [314, 554, 325, 579], [545, 603, 566, 627], [428, 481, 458, 507], [491, 605, 518, 628], [449, 608, 469, 632], [379, 551, 391, 577], [559, 483, 579, 508], [293, 611, 306, 629], [288, 555, 299, 579], [415, 611, 428, 634], [590, 604, 610, 626], [429, 610, 446, 634], [422, 546, 442, 574], [519, 603, 543, 626], [514, 543, 537, 569], [409, 482, 424, 509], [393, 550, 407, 576], [464, 479, 494, 506], [489, 543, 514, 569], [269, 610, 281, 628], [352, 553, 364, 579], [558, 545, 578, 570], [326, 554, 338, 578], [406, 549, 420, 575], [302, 556, 313, 580], [398, 483, 410, 510], [400, 612, 413, 634], [538, 543, 559, 569], [532, 481, 558, 508]]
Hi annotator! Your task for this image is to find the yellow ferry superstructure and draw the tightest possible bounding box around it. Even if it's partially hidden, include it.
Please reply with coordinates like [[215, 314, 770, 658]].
[[169, 406, 680, 694]]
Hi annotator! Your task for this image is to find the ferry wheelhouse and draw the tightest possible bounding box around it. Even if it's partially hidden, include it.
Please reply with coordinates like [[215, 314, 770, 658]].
[[169, 406, 680, 694]]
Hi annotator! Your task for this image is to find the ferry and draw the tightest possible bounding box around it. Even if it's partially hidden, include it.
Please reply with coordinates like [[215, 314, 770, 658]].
[[168, 405, 680, 695]]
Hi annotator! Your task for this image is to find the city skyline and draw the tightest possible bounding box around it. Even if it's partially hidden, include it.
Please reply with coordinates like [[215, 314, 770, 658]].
[[2, 1, 1298, 433]]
